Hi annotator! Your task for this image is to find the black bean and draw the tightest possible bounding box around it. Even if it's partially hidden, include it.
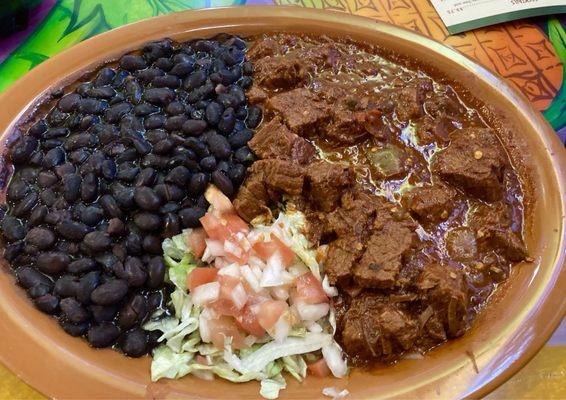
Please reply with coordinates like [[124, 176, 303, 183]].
[[57, 93, 81, 112], [57, 240, 79, 255], [212, 170, 234, 197], [78, 173, 97, 203], [143, 87, 175, 106], [239, 75, 253, 89], [120, 54, 147, 71], [61, 173, 82, 202], [147, 257, 166, 289], [16, 267, 52, 289], [162, 102, 183, 116], [79, 98, 108, 114], [80, 114, 99, 129], [28, 283, 51, 299], [180, 119, 205, 137], [228, 129, 253, 148], [246, 105, 263, 128], [60, 298, 90, 323], [179, 207, 206, 228], [55, 162, 75, 179], [28, 205, 47, 227], [123, 257, 147, 287], [4, 241, 24, 262], [99, 194, 123, 218], [90, 279, 128, 306], [171, 61, 195, 77], [88, 322, 121, 348], [142, 235, 161, 254], [136, 68, 164, 83], [106, 218, 124, 236], [67, 258, 96, 274], [122, 77, 141, 104], [88, 86, 116, 99], [184, 70, 207, 90], [198, 156, 215, 172], [64, 132, 95, 151], [141, 154, 168, 170], [105, 102, 132, 123], [123, 233, 142, 256], [10, 136, 38, 164], [235, 146, 255, 165], [112, 70, 130, 88], [90, 304, 119, 322], [43, 138, 65, 149], [242, 60, 253, 75], [7, 180, 29, 201], [61, 320, 90, 336], [120, 328, 148, 357], [118, 294, 148, 331], [29, 151, 43, 166], [228, 163, 246, 186], [11, 191, 37, 217], [208, 134, 232, 159], [205, 101, 223, 125], [133, 212, 161, 231], [36, 252, 70, 274], [43, 127, 69, 139], [1, 216, 26, 242], [133, 186, 161, 211], [99, 159, 116, 180], [154, 183, 185, 202], [188, 172, 208, 197], [153, 74, 182, 90], [94, 67, 116, 87], [34, 294, 59, 314], [144, 114, 166, 130], [154, 57, 173, 71], [111, 182, 135, 208], [217, 93, 237, 109], [95, 253, 119, 273], [79, 205, 103, 227], [133, 102, 158, 116], [83, 231, 112, 252], [42, 147, 65, 169], [57, 220, 91, 241], [163, 166, 190, 187], [76, 271, 102, 304], [151, 138, 172, 155], [25, 227, 56, 250], [164, 115, 188, 131], [28, 120, 48, 137], [39, 189, 57, 207]]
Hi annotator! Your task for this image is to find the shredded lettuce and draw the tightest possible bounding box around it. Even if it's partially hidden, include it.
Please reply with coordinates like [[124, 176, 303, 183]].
[[260, 374, 287, 400]]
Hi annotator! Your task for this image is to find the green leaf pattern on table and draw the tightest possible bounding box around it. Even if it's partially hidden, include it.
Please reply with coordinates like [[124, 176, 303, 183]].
[[543, 18, 566, 131], [0, 0, 244, 92]]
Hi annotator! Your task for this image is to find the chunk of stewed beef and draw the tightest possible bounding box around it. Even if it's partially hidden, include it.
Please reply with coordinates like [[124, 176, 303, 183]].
[[340, 294, 419, 362], [433, 128, 506, 201], [324, 235, 364, 286], [267, 88, 330, 135], [354, 220, 417, 289], [417, 263, 468, 338], [254, 55, 307, 90], [305, 161, 355, 212], [404, 183, 457, 222], [248, 117, 315, 164]]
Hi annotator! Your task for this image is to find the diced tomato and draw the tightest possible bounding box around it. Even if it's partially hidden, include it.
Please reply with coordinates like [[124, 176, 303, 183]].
[[257, 300, 287, 331], [205, 185, 234, 215], [307, 358, 331, 377], [200, 213, 249, 242], [210, 275, 247, 316], [195, 355, 209, 365], [295, 272, 328, 304], [208, 316, 246, 349], [187, 228, 207, 258], [236, 304, 265, 337], [187, 267, 218, 292], [253, 234, 295, 267]]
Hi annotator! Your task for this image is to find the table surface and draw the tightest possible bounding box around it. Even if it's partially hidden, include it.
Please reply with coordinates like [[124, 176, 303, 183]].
[[0, 1, 564, 398]]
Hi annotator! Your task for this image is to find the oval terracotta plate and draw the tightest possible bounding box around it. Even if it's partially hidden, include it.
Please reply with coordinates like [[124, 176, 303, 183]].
[[0, 7, 565, 400]]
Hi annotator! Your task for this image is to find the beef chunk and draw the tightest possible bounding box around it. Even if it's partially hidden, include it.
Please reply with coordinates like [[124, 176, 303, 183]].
[[405, 183, 456, 222], [326, 192, 383, 238], [416, 115, 453, 145], [446, 227, 477, 261], [324, 108, 368, 145], [433, 128, 506, 201], [341, 294, 418, 361], [354, 221, 417, 289], [305, 161, 354, 212], [234, 160, 305, 222], [233, 171, 270, 222], [247, 37, 284, 59], [267, 89, 329, 135], [255, 55, 307, 90], [469, 202, 527, 261], [299, 43, 343, 70], [324, 236, 363, 285], [417, 263, 468, 338], [248, 117, 315, 164], [246, 86, 268, 104]]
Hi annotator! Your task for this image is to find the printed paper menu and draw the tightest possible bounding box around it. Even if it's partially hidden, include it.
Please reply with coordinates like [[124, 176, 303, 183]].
[[429, 0, 566, 34]]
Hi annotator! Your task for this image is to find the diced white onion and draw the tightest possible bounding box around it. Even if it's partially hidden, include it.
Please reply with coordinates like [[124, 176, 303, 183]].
[[272, 316, 290, 342], [248, 255, 266, 271], [271, 285, 289, 301], [224, 240, 243, 259], [214, 257, 228, 269], [322, 341, 348, 378], [260, 254, 285, 287], [305, 321, 323, 333], [199, 313, 211, 343], [241, 265, 262, 293], [192, 282, 220, 306], [229, 283, 248, 310], [297, 302, 330, 321], [205, 239, 226, 257], [322, 275, 338, 297], [192, 369, 214, 381], [244, 335, 257, 347], [218, 263, 241, 278], [322, 387, 350, 400]]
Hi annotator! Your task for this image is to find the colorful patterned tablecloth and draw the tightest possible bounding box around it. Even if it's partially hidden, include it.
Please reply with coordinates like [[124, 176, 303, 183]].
[[0, 1, 564, 399]]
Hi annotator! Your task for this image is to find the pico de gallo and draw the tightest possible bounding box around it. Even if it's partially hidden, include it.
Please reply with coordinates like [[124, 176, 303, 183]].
[[143, 185, 348, 399]]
